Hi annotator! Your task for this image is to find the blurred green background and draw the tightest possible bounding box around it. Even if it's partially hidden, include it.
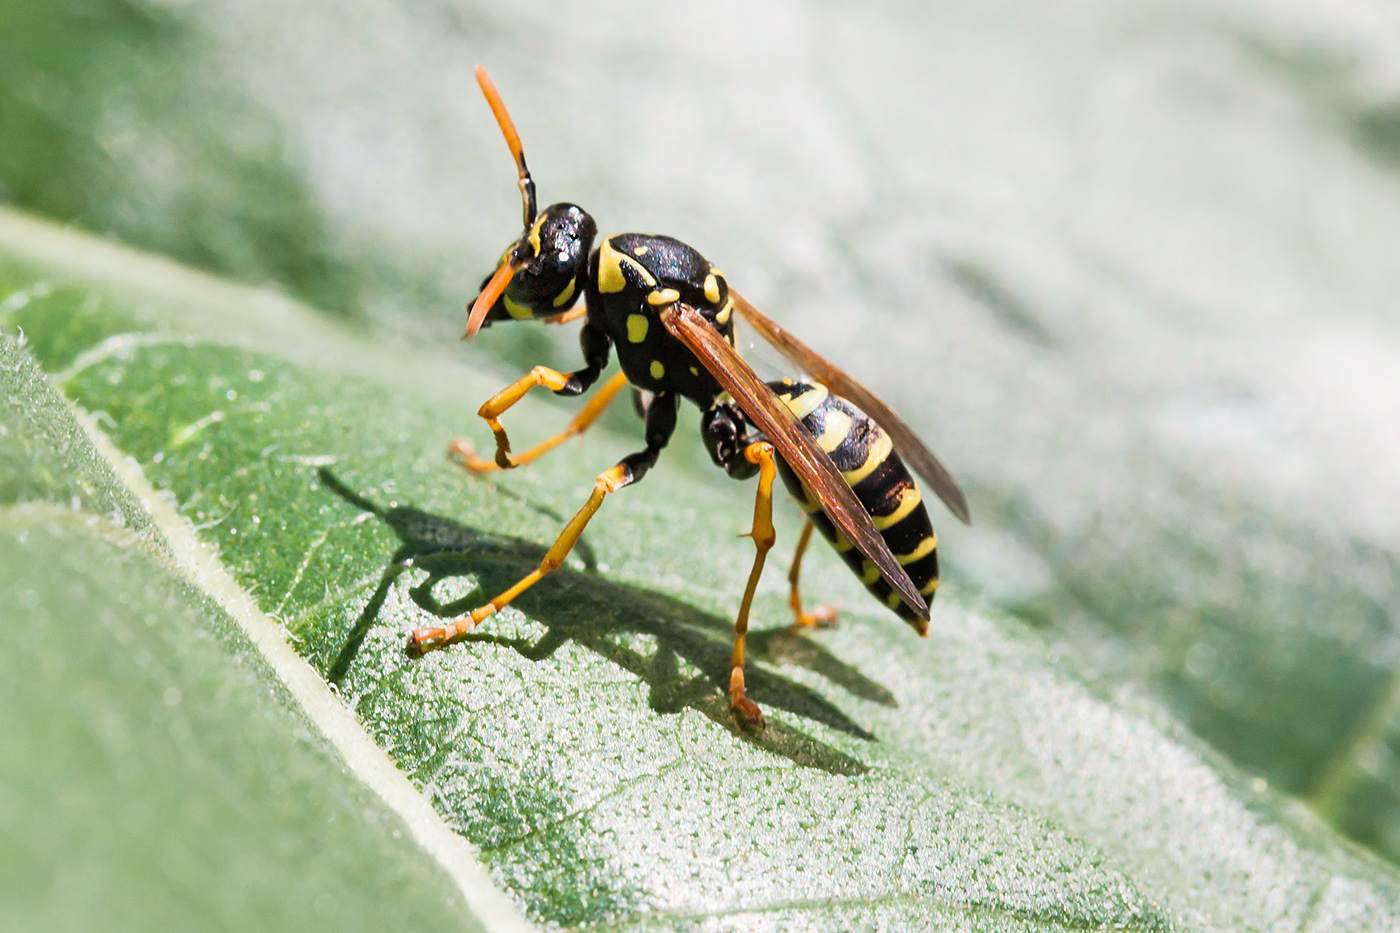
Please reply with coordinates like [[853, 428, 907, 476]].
[[5, 0, 1400, 926]]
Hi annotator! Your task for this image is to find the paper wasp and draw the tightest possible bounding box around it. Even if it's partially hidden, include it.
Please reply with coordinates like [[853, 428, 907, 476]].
[[409, 66, 971, 731]]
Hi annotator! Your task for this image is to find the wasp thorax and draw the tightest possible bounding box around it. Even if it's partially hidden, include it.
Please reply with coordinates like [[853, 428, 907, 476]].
[[479, 203, 597, 327]]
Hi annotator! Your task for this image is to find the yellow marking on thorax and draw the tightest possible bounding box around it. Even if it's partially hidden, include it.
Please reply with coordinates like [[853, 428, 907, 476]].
[[598, 239, 658, 294], [814, 409, 853, 454], [897, 535, 937, 565], [503, 293, 534, 320], [715, 298, 734, 325], [842, 432, 892, 485], [689, 366, 699, 376], [779, 383, 829, 421], [872, 485, 923, 530], [627, 314, 649, 343], [647, 287, 680, 306], [703, 272, 722, 304], [552, 277, 577, 308], [650, 360, 666, 380], [633, 245, 649, 256]]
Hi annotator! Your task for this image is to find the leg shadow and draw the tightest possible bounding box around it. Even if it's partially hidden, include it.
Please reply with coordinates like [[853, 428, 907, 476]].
[[320, 468, 895, 776]]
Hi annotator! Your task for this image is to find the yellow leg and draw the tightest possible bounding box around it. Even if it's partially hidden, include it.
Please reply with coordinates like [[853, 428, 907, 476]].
[[449, 370, 629, 473], [729, 442, 776, 731], [787, 517, 839, 629], [468, 365, 584, 470], [542, 304, 587, 326], [409, 462, 632, 653]]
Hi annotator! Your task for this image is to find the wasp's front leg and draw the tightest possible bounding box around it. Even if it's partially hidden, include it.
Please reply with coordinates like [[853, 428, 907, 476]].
[[450, 370, 628, 473], [469, 320, 611, 470]]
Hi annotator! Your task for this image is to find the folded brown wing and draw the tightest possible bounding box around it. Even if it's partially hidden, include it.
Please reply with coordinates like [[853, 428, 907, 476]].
[[661, 303, 928, 620], [729, 289, 971, 526]]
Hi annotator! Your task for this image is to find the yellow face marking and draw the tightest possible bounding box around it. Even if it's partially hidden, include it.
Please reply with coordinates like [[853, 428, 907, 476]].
[[872, 485, 923, 530], [647, 287, 681, 306], [897, 535, 937, 565], [842, 432, 893, 486], [919, 577, 941, 596], [815, 410, 853, 454], [552, 276, 577, 308], [503, 293, 534, 320], [859, 561, 881, 585], [649, 360, 666, 380], [627, 314, 650, 343], [780, 383, 829, 422], [633, 245, 649, 256], [703, 273, 721, 304]]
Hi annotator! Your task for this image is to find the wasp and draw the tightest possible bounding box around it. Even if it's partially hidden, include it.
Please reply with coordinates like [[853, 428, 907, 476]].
[[409, 67, 971, 731]]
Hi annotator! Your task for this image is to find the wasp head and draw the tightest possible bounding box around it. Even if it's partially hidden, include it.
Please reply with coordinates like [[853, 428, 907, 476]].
[[465, 203, 597, 338]]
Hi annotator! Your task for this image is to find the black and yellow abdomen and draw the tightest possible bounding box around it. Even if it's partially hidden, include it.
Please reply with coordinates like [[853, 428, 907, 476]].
[[769, 381, 939, 634]]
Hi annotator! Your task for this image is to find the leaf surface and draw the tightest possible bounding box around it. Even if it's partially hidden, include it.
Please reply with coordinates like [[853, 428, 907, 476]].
[[5, 211, 1400, 930]]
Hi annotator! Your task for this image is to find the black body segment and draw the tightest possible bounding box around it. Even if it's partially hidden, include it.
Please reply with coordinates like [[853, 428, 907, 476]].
[[586, 233, 735, 405]]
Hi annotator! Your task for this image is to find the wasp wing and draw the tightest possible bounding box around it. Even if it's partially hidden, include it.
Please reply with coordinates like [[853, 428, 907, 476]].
[[729, 289, 971, 526], [661, 303, 928, 620]]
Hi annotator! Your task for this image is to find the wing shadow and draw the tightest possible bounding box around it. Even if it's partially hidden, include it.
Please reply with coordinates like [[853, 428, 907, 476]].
[[319, 468, 897, 776]]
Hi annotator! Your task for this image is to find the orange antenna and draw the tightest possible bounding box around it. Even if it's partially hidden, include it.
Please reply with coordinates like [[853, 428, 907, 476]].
[[475, 65, 537, 228], [464, 259, 519, 339]]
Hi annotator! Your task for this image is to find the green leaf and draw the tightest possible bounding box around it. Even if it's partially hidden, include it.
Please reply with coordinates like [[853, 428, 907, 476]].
[[0, 331, 506, 931], [5, 209, 1400, 930], [8, 2, 1400, 857]]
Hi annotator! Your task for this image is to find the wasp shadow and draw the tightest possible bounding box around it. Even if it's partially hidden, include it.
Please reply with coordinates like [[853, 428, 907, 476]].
[[319, 468, 896, 776]]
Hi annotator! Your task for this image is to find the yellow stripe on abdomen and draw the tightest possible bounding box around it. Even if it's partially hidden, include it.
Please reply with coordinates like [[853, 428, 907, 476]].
[[873, 485, 922, 530]]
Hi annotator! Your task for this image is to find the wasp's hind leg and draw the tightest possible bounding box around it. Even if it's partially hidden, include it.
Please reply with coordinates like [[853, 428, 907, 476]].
[[787, 517, 839, 630], [450, 370, 629, 472], [728, 441, 778, 732], [411, 393, 678, 653]]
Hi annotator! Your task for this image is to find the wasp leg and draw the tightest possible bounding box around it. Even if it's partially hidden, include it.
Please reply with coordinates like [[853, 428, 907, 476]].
[[729, 441, 777, 732], [542, 304, 587, 326], [449, 370, 629, 473], [409, 453, 639, 652], [411, 394, 677, 654], [787, 517, 839, 630]]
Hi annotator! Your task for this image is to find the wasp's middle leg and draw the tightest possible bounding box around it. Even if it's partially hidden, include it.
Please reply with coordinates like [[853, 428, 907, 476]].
[[411, 392, 678, 652]]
